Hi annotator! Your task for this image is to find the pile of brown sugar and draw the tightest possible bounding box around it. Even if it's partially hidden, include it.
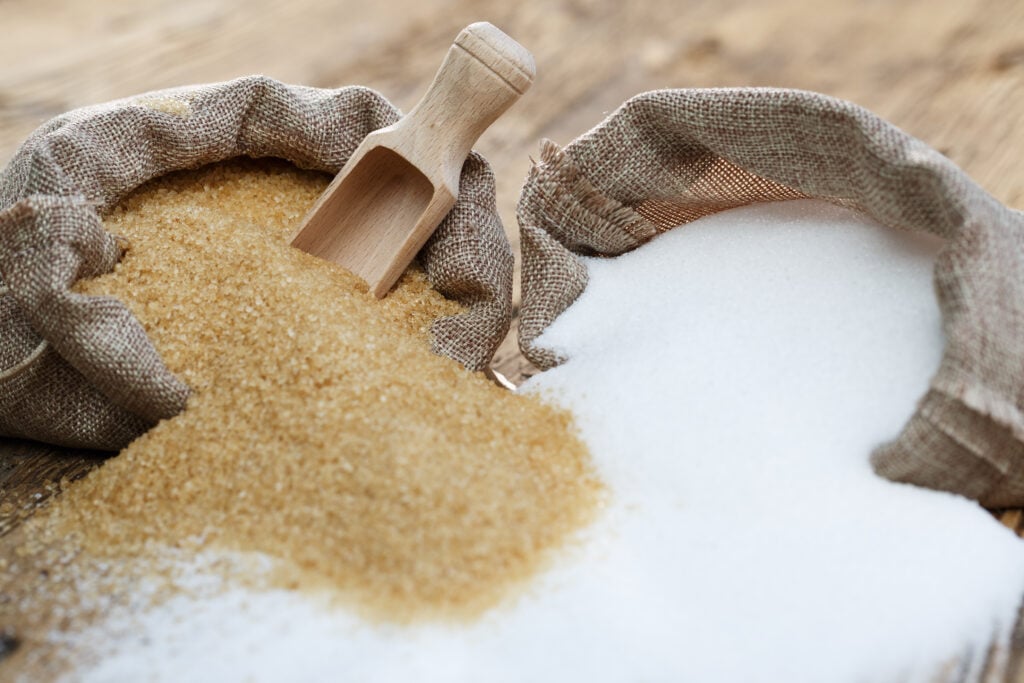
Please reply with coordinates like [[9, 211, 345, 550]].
[[3, 158, 602, 644]]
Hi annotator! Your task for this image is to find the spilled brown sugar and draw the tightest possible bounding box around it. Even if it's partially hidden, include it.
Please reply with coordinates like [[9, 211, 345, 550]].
[[1, 158, 602, 670]]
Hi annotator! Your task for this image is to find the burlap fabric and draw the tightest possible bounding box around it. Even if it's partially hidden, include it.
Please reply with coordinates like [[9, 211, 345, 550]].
[[0, 76, 513, 451], [517, 87, 1024, 508]]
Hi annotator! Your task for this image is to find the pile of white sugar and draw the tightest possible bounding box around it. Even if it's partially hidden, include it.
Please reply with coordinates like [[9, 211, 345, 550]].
[[58, 200, 1024, 683]]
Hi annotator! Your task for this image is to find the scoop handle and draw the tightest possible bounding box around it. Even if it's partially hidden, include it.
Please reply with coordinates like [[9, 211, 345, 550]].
[[391, 22, 536, 190]]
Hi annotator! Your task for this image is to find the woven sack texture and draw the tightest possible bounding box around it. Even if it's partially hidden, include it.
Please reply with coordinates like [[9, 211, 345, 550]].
[[0, 75, 513, 451], [517, 87, 1024, 507]]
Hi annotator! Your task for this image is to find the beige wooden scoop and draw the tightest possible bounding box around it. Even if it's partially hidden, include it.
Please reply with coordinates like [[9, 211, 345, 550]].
[[290, 22, 535, 298]]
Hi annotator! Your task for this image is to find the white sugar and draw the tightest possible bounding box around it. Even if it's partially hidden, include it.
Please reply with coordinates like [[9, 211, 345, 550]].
[[62, 200, 1024, 683], [518, 199, 1024, 680]]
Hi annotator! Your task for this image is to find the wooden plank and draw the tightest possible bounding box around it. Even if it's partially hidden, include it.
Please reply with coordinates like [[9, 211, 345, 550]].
[[0, 440, 108, 538]]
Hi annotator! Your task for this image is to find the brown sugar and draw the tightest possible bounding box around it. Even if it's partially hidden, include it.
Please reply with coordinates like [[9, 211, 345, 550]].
[[2, 158, 602, 661]]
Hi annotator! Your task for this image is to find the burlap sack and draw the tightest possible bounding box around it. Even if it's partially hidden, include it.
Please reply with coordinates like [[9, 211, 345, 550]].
[[0, 75, 513, 451], [517, 87, 1024, 508]]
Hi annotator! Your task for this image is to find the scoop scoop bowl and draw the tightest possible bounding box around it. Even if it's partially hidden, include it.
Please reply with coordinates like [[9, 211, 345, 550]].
[[290, 22, 535, 297]]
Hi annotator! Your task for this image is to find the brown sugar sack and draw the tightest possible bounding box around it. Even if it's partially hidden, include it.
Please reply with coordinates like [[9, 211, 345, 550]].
[[9, 159, 601, 629], [0, 77, 514, 451]]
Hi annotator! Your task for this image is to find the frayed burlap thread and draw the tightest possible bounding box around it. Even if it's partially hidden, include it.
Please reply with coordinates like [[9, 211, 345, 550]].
[[0, 76, 512, 451], [517, 87, 1024, 507]]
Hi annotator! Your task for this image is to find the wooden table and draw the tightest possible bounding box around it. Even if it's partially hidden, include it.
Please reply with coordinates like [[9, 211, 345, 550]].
[[2, 0, 1024, 679]]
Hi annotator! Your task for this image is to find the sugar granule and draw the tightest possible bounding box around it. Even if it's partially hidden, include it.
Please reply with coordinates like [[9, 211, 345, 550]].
[[518, 200, 1024, 682], [47, 199, 1024, 683], [0, 158, 601, 676]]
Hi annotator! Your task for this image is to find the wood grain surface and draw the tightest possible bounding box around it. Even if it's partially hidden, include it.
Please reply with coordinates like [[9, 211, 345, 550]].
[[2, 0, 1024, 679]]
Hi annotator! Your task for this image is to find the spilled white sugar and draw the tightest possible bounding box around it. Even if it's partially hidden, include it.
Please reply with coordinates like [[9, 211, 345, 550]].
[[64, 199, 1024, 683]]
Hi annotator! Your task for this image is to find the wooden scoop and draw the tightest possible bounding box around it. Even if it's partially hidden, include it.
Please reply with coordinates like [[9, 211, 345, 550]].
[[290, 22, 535, 298]]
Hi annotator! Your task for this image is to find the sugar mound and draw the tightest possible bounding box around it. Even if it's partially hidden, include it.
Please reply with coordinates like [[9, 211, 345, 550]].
[[63, 200, 1024, 683], [522, 199, 1024, 681]]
